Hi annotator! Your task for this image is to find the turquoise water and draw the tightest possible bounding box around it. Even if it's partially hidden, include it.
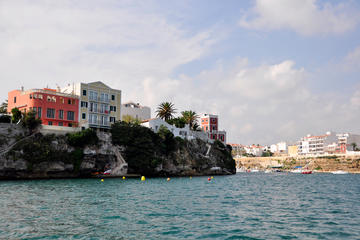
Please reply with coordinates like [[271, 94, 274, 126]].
[[0, 173, 359, 239]]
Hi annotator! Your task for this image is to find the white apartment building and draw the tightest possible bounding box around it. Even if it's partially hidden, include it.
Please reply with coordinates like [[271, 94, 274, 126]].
[[62, 81, 121, 130], [121, 101, 151, 121], [141, 118, 209, 142]]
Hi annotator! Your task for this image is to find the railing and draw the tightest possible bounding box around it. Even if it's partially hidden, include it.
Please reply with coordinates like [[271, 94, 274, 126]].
[[88, 108, 110, 114], [88, 96, 110, 103]]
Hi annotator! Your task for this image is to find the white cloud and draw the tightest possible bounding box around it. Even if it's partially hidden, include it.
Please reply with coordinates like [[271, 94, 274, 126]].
[[142, 58, 360, 144], [343, 46, 360, 72], [0, 0, 218, 103], [239, 0, 358, 36]]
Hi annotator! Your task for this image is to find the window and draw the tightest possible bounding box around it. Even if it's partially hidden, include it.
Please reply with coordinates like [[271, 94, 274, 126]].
[[47, 108, 55, 118], [38, 107, 42, 118], [110, 106, 116, 112], [34, 94, 37, 99], [33, 107, 37, 113], [48, 121, 53, 125], [58, 122, 63, 126], [47, 96, 51, 102], [110, 117, 116, 122], [29, 94, 32, 99], [14, 97, 16, 103], [83, 90, 87, 96], [68, 99, 71, 104], [59, 110, 64, 119], [111, 95, 115, 101], [82, 113, 86, 119], [81, 101, 88, 108], [67, 111, 75, 121], [89, 114, 97, 124], [68, 123, 72, 127], [89, 91, 98, 101]]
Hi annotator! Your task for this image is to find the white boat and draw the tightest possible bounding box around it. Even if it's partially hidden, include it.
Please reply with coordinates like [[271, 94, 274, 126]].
[[250, 169, 260, 173], [236, 167, 246, 173], [264, 169, 272, 173], [290, 169, 302, 173], [331, 170, 349, 174]]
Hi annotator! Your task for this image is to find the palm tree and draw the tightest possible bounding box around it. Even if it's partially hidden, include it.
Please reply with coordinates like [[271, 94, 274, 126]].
[[156, 102, 176, 121], [181, 110, 199, 129]]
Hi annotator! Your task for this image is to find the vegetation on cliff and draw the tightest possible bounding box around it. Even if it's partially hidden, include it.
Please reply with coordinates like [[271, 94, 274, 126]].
[[110, 121, 235, 176]]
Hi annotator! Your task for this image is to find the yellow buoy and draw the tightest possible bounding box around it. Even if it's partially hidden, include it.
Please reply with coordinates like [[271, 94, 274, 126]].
[[122, 176, 126, 180], [190, 176, 192, 179], [211, 176, 214, 179], [141, 176, 146, 181], [101, 179, 104, 182], [167, 177, 170, 181]]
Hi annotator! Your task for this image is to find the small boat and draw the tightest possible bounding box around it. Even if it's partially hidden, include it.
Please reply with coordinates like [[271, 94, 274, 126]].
[[250, 169, 260, 173], [290, 166, 303, 173], [264, 169, 272, 173], [236, 167, 246, 173], [331, 170, 349, 174], [301, 170, 312, 174]]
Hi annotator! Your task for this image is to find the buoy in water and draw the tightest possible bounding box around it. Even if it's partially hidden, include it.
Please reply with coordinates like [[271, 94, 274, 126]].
[[122, 176, 126, 180], [208, 177, 211, 181], [189, 176, 192, 179], [101, 179, 104, 182], [141, 176, 146, 181], [167, 177, 170, 181], [211, 176, 214, 179]]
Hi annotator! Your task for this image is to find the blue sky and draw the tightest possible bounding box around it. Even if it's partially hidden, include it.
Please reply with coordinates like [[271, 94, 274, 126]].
[[1, 0, 360, 144]]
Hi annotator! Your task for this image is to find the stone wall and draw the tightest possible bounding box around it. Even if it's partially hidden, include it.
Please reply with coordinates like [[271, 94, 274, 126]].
[[235, 155, 360, 173]]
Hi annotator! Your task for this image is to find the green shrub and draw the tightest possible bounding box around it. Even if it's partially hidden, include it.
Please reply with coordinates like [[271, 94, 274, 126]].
[[67, 129, 98, 147], [0, 115, 11, 123]]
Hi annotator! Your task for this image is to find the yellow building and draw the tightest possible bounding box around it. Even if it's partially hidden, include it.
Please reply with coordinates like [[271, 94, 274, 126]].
[[62, 81, 121, 129], [288, 145, 298, 157]]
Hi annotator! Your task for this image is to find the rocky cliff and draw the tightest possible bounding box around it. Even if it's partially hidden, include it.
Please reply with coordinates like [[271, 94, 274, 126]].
[[0, 123, 235, 179]]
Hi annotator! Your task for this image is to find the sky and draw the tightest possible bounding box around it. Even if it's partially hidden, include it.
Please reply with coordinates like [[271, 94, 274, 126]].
[[1, 0, 360, 145]]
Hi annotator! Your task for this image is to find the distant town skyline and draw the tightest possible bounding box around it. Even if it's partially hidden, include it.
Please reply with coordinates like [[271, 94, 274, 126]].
[[1, 0, 360, 145]]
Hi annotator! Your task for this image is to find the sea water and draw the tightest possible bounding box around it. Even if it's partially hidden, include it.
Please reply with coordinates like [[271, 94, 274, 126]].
[[0, 173, 359, 239]]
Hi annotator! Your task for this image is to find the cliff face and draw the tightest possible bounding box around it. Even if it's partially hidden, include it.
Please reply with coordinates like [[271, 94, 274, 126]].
[[0, 123, 235, 179], [157, 139, 235, 176]]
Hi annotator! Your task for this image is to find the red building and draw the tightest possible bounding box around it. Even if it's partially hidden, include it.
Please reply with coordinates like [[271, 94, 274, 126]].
[[200, 113, 226, 143], [7, 88, 79, 127]]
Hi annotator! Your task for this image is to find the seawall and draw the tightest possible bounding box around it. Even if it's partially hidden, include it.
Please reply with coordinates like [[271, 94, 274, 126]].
[[235, 155, 360, 173]]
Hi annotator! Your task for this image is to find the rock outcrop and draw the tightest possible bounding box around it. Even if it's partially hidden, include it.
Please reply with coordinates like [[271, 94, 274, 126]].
[[0, 123, 235, 179]]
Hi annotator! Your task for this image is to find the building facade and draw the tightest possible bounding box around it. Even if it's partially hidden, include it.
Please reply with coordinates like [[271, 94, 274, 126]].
[[141, 118, 209, 142], [121, 101, 151, 121], [297, 131, 360, 156], [8, 87, 79, 127], [62, 82, 121, 130], [200, 113, 226, 143]]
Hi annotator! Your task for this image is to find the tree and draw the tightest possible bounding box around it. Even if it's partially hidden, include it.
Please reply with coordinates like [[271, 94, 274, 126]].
[[22, 110, 42, 134], [11, 108, 22, 123], [181, 110, 199, 129], [0, 100, 8, 114], [122, 114, 141, 125], [166, 117, 186, 128], [156, 102, 176, 121], [351, 142, 359, 151]]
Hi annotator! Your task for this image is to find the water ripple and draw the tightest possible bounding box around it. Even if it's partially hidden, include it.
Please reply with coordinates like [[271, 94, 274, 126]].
[[0, 174, 359, 239]]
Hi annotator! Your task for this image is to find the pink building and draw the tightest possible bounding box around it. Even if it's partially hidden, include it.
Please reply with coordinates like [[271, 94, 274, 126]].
[[200, 113, 226, 143]]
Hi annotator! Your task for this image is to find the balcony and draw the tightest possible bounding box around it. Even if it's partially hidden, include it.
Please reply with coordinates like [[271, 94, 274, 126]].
[[88, 108, 110, 114], [88, 96, 110, 103]]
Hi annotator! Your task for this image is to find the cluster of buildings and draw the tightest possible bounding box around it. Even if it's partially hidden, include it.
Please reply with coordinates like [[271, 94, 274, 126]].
[[6, 81, 227, 144], [230, 131, 360, 158]]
